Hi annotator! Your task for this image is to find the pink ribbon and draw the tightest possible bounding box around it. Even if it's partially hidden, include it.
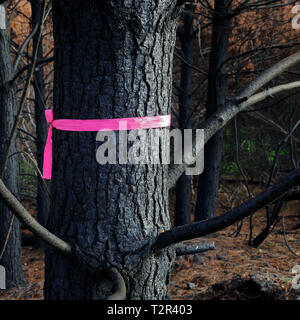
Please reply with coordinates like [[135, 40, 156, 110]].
[[43, 109, 171, 179]]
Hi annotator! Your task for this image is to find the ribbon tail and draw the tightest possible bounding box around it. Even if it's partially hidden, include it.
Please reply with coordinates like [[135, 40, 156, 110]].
[[43, 124, 53, 180]]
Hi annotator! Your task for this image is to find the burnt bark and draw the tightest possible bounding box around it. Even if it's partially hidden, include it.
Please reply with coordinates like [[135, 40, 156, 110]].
[[45, 0, 180, 300], [195, 0, 232, 221], [0, 4, 26, 288], [174, 1, 194, 227]]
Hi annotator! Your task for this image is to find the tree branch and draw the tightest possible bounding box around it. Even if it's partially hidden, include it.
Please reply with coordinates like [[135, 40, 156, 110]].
[[168, 51, 300, 188], [153, 169, 300, 253], [0, 178, 72, 255], [13, 23, 39, 72], [106, 268, 127, 300], [176, 242, 215, 256], [176, 0, 188, 6], [12, 57, 53, 83], [0, 0, 47, 178], [242, 81, 300, 109], [248, 111, 300, 144]]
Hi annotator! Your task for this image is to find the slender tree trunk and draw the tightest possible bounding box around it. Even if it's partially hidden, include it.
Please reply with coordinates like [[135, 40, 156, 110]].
[[30, 0, 50, 247], [0, 3, 26, 288], [195, 0, 231, 221], [174, 2, 194, 227], [45, 0, 180, 300]]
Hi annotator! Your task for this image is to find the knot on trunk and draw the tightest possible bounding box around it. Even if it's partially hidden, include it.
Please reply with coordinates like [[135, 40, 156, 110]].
[[72, 242, 105, 273]]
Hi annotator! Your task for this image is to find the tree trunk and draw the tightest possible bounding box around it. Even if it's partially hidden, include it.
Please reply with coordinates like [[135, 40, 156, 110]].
[[30, 0, 50, 247], [45, 0, 180, 300], [174, 1, 194, 227], [195, 0, 231, 221], [0, 4, 26, 288]]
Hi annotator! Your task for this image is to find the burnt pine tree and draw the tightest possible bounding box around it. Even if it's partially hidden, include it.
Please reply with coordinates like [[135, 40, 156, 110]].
[[195, 0, 232, 221], [30, 0, 50, 247], [22, 0, 299, 299], [174, 1, 194, 227], [45, 0, 181, 299], [0, 3, 26, 288]]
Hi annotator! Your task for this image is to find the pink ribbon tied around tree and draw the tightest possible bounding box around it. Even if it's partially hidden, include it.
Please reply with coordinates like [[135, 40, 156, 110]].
[[43, 109, 171, 180]]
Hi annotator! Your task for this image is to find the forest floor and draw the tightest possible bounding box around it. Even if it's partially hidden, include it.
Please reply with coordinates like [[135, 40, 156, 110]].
[[0, 190, 299, 300], [168, 193, 300, 300]]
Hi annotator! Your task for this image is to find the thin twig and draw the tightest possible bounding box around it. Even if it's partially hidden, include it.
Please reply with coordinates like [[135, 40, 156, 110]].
[[0, 178, 72, 256], [175, 242, 215, 256], [8, 151, 51, 199], [0, 0, 47, 179], [0, 215, 15, 261], [282, 216, 300, 259]]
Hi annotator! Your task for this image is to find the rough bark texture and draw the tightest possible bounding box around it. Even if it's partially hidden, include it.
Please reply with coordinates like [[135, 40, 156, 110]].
[[0, 4, 26, 288], [174, 2, 194, 227], [45, 0, 180, 300], [30, 0, 50, 247], [195, 0, 231, 221]]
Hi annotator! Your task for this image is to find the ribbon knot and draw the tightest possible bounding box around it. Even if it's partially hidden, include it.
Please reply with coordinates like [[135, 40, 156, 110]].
[[43, 110, 54, 180], [45, 109, 54, 123]]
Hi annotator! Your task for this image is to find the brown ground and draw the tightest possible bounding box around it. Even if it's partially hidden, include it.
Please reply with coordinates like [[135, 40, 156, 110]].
[[168, 199, 300, 300], [0, 197, 299, 300]]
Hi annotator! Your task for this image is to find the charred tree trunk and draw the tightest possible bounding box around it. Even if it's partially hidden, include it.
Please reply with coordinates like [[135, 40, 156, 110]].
[[0, 3, 26, 288], [195, 0, 231, 221], [30, 0, 50, 248], [174, 2, 194, 227], [45, 0, 180, 300]]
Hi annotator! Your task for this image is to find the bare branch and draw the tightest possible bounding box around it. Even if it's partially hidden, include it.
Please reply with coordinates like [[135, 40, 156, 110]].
[[176, 242, 215, 256], [106, 268, 127, 300], [0, 178, 72, 255], [0, 0, 47, 178], [242, 81, 300, 109], [13, 23, 39, 72], [248, 112, 300, 144], [12, 57, 53, 83], [153, 169, 300, 253], [168, 51, 300, 189], [282, 216, 300, 258], [0, 215, 15, 260]]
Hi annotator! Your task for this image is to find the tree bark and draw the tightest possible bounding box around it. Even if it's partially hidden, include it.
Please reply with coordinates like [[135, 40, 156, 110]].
[[195, 0, 231, 221], [45, 0, 180, 300], [0, 4, 26, 288], [174, 2, 194, 227]]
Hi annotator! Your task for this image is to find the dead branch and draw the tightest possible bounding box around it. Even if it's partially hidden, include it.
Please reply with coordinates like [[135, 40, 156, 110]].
[[175, 242, 215, 256], [106, 268, 127, 300], [0, 178, 72, 255], [153, 169, 300, 253], [168, 51, 300, 189]]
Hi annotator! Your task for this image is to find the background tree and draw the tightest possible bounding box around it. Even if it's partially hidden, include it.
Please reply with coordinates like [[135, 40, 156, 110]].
[[44, 0, 181, 300], [174, 1, 195, 226], [195, 0, 232, 221], [30, 0, 49, 247], [0, 1, 26, 288]]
